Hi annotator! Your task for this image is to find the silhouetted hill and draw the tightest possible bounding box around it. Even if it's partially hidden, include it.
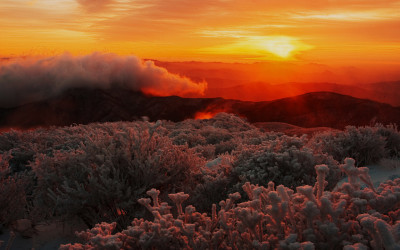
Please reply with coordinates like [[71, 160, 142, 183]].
[[233, 92, 400, 128], [0, 88, 222, 128], [0, 89, 399, 129]]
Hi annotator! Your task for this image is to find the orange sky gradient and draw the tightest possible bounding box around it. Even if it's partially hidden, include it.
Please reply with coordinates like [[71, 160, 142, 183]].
[[1, 0, 400, 88], [1, 0, 400, 63]]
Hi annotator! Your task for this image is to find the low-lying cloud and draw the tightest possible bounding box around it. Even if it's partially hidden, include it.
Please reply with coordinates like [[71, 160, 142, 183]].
[[0, 53, 207, 108]]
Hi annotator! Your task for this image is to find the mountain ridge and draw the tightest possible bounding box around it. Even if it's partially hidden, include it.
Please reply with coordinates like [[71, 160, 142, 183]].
[[0, 89, 399, 130], [204, 81, 400, 106]]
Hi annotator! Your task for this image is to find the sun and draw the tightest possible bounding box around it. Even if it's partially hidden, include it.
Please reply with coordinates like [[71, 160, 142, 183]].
[[261, 37, 296, 58], [200, 35, 312, 61]]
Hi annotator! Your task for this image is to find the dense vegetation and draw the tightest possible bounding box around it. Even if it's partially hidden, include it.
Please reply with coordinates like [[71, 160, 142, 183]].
[[0, 113, 399, 249]]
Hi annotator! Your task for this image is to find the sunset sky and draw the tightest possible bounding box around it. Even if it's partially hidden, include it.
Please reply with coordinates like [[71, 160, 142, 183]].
[[1, 0, 400, 65]]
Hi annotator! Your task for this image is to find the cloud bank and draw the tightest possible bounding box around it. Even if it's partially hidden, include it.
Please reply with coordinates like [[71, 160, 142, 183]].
[[0, 53, 207, 108]]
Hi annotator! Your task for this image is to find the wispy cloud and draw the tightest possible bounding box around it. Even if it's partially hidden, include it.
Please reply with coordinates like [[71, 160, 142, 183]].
[[76, 0, 114, 12], [198, 30, 251, 38], [292, 10, 400, 22]]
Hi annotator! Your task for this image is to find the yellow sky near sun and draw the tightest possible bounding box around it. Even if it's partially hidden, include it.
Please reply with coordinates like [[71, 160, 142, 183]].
[[1, 0, 400, 65]]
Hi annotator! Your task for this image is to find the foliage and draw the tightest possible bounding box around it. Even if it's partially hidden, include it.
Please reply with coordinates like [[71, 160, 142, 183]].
[[61, 158, 400, 249], [232, 135, 340, 192], [30, 121, 204, 229], [0, 152, 31, 227], [310, 125, 396, 166], [375, 124, 400, 158], [0, 113, 399, 249]]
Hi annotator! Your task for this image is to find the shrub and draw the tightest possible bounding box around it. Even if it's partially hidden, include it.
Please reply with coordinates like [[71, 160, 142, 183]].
[[189, 154, 236, 212], [0, 152, 33, 227], [375, 124, 400, 158], [213, 113, 254, 131], [311, 126, 389, 166], [61, 158, 400, 249], [231, 135, 340, 192], [30, 121, 204, 229], [1, 116, 399, 249]]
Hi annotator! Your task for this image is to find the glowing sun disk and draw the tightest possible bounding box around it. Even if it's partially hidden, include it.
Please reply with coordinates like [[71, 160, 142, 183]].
[[260, 37, 296, 58]]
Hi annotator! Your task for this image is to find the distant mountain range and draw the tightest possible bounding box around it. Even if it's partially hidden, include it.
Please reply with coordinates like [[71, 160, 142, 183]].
[[204, 81, 400, 107], [153, 60, 400, 107], [1, 88, 400, 129]]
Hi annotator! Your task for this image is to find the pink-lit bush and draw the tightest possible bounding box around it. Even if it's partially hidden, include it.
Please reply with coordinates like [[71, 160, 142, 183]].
[[167, 113, 265, 159], [311, 125, 400, 166], [31, 121, 204, 229], [1, 114, 400, 248], [61, 158, 400, 249], [231, 135, 340, 191]]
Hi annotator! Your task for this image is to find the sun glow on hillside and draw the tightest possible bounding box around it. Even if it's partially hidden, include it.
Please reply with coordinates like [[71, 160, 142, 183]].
[[194, 107, 232, 120], [194, 112, 216, 120]]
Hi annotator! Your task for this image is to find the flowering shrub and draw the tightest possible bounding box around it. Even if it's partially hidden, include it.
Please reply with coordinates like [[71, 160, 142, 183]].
[[61, 158, 400, 249]]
